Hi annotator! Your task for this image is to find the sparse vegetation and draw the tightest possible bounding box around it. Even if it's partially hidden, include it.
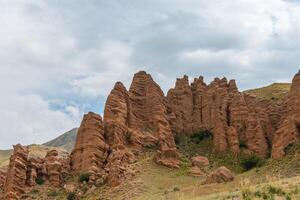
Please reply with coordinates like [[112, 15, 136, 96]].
[[35, 177, 45, 185], [240, 154, 265, 171], [244, 83, 291, 103], [79, 172, 91, 183], [67, 192, 77, 200]]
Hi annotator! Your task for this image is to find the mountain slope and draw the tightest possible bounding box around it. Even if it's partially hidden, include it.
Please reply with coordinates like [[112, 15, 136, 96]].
[[244, 83, 291, 103], [43, 128, 78, 152]]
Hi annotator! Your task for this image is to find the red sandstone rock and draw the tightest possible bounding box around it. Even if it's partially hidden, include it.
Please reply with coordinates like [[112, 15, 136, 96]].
[[0, 169, 6, 193], [189, 166, 206, 177], [44, 150, 62, 187], [4, 144, 29, 200], [205, 166, 234, 184], [191, 156, 209, 169], [70, 112, 109, 177], [272, 70, 300, 158]]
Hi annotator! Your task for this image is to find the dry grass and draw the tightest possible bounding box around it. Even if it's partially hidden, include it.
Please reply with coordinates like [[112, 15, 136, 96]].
[[244, 83, 291, 103]]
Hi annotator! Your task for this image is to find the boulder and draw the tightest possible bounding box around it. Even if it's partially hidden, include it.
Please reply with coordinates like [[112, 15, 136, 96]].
[[189, 166, 206, 177], [205, 166, 234, 184], [191, 156, 209, 169]]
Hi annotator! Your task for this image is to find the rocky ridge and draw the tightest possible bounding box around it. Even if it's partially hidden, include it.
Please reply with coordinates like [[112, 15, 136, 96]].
[[1, 70, 300, 199]]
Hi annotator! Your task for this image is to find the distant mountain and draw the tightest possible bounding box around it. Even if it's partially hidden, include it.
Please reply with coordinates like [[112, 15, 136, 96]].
[[243, 83, 291, 103], [43, 128, 78, 153]]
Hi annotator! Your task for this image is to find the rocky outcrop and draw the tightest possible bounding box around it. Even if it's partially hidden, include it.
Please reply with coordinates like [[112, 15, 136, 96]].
[[4, 144, 29, 200], [205, 166, 234, 184], [272, 70, 300, 158], [167, 75, 272, 157], [70, 112, 109, 178], [103, 71, 179, 186], [191, 156, 209, 169], [189, 166, 206, 177], [44, 150, 62, 187], [0, 169, 5, 187]]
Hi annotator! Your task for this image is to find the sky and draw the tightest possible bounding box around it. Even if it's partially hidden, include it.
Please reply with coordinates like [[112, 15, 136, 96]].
[[0, 0, 300, 149]]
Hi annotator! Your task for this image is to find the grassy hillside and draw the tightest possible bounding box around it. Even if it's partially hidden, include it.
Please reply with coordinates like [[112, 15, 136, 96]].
[[26, 139, 300, 200], [43, 128, 78, 152], [244, 83, 291, 103]]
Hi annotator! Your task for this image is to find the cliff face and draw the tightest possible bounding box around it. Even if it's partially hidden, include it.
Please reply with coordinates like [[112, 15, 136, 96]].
[[272, 71, 300, 158], [70, 112, 109, 176], [167, 75, 273, 157]]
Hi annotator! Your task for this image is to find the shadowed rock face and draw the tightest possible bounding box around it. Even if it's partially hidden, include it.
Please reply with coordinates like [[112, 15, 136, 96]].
[[272, 70, 300, 158]]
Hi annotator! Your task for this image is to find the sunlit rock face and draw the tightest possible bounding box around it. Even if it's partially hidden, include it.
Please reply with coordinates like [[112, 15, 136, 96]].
[[272, 70, 300, 159]]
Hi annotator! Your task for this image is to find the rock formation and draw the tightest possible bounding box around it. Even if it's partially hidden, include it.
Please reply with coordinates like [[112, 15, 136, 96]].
[[167, 75, 272, 157], [44, 150, 62, 187], [103, 71, 179, 186], [0, 169, 5, 188], [272, 70, 300, 158], [70, 112, 109, 179], [191, 156, 209, 169], [205, 166, 234, 184], [4, 144, 29, 200]]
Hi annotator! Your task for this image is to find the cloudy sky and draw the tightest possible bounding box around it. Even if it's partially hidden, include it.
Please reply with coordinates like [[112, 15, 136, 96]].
[[1, 0, 300, 149]]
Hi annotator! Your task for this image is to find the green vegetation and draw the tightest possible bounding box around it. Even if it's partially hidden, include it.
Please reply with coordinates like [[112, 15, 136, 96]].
[[79, 172, 91, 183], [35, 177, 45, 185], [241, 185, 297, 200], [244, 83, 291, 103], [67, 192, 77, 200], [240, 154, 265, 171]]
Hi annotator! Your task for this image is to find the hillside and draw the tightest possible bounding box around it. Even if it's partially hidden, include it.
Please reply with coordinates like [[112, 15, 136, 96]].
[[43, 128, 78, 152], [243, 83, 291, 103]]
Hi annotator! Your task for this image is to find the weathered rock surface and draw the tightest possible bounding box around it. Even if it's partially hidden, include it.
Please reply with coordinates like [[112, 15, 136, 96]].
[[189, 166, 206, 177], [70, 112, 109, 177], [167, 75, 275, 157], [44, 150, 62, 187], [205, 166, 234, 184], [272, 70, 300, 158], [4, 144, 29, 200], [191, 156, 209, 169]]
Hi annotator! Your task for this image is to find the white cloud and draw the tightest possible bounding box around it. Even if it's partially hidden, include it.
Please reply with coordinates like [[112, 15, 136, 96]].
[[1, 0, 300, 148], [0, 94, 80, 149]]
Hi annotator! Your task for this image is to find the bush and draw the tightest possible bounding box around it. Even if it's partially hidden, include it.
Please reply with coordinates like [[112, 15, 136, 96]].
[[239, 140, 248, 149], [79, 172, 90, 183], [173, 187, 180, 192], [240, 154, 265, 171], [35, 177, 45, 185], [67, 192, 77, 200], [190, 130, 213, 144], [47, 190, 59, 197]]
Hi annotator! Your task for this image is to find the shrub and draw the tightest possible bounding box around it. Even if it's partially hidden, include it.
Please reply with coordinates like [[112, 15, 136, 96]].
[[35, 177, 45, 185], [239, 140, 247, 149], [79, 172, 90, 183], [47, 190, 59, 197], [173, 187, 180, 192], [240, 154, 265, 171], [190, 130, 213, 144], [67, 192, 77, 200]]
